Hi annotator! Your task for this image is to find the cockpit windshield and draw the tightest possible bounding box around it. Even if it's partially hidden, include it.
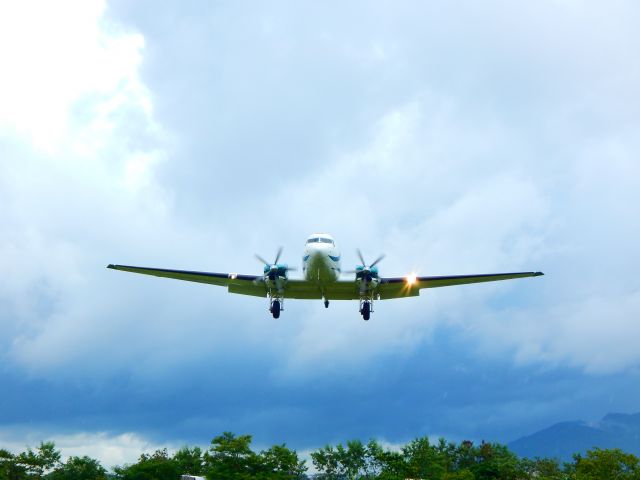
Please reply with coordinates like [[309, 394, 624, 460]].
[[306, 237, 334, 245]]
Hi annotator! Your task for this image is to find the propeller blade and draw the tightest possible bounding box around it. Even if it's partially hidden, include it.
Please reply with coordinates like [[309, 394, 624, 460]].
[[356, 249, 366, 266], [285, 266, 298, 272], [343, 269, 357, 274], [274, 246, 283, 265], [255, 254, 270, 265], [370, 253, 386, 267]]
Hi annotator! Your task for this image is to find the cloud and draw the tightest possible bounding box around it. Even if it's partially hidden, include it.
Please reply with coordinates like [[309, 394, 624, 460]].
[[476, 290, 640, 375], [0, 0, 151, 154], [1, 0, 640, 457], [0, 428, 177, 470]]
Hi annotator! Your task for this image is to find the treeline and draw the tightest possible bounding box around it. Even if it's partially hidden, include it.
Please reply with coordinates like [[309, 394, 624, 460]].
[[2, 431, 640, 479]]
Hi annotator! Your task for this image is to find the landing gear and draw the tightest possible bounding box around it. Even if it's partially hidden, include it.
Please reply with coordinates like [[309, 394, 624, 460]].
[[359, 299, 372, 321], [271, 300, 281, 318], [269, 291, 284, 319], [324, 299, 330, 308]]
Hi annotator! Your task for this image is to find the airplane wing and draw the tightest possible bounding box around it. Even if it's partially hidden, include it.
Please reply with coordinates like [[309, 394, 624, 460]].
[[377, 271, 544, 299], [107, 265, 543, 301], [107, 264, 268, 297], [107, 264, 357, 299]]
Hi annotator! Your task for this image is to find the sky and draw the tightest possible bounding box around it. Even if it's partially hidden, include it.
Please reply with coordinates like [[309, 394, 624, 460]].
[[1, 0, 640, 469]]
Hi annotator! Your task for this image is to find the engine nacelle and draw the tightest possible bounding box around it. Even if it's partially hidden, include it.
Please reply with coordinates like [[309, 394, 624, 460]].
[[264, 263, 289, 281], [355, 265, 379, 282]]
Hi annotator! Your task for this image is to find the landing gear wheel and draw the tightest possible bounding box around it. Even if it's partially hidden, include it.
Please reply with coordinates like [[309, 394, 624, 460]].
[[361, 302, 370, 321], [271, 300, 281, 319], [324, 299, 329, 308]]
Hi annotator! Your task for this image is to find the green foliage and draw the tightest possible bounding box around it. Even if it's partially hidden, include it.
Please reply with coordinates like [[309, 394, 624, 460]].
[[258, 444, 306, 480], [0, 448, 27, 480], [572, 448, 640, 480], [114, 448, 180, 480], [15, 442, 61, 479], [49, 455, 107, 480], [3, 433, 640, 480], [402, 437, 450, 479], [442, 471, 475, 480], [467, 442, 524, 480], [203, 432, 305, 480], [204, 432, 259, 480], [311, 437, 530, 480], [173, 446, 204, 477], [311, 439, 383, 480], [520, 457, 566, 480]]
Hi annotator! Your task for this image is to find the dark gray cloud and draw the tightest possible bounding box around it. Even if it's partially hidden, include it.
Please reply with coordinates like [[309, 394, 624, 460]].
[[3, 329, 640, 453]]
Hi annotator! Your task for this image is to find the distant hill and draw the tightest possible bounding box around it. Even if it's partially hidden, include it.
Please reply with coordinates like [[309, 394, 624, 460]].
[[509, 412, 640, 461]]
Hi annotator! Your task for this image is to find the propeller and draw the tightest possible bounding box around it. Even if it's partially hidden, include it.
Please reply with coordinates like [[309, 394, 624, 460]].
[[255, 247, 296, 280], [357, 249, 385, 269], [255, 246, 283, 267], [346, 249, 385, 287]]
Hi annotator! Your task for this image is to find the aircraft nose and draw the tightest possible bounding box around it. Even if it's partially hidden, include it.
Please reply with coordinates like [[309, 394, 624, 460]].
[[309, 244, 329, 259]]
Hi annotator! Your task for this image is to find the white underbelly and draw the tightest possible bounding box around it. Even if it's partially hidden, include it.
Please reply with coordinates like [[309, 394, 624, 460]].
[[304, 255, 339, 283]]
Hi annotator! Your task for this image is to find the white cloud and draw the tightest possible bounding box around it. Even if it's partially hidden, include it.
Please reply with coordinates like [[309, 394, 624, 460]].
[[0, 0, 176, 373], [0, 429, 180, 470], [0, 0, 149, 154], [476, 290, 640, 375]]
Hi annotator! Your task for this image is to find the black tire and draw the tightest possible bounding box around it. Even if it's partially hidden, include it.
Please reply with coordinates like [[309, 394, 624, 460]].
[[362, 302, 370, 321], [272, 300, 281, 319]]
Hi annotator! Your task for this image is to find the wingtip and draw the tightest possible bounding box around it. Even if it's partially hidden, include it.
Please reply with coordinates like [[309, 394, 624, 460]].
[[107, 264, 116, 269], [533, 271, 544, 276]]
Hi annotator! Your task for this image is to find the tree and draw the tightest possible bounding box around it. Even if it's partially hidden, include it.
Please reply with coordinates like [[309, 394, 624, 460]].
[[442, 471, 475, 480], [311, 445, 342, 479], [520, 457, 566, 480], [0, 448, 27, 480], [173, 446, 205, 477], [15, 442, 61, 479], [114, 448, 180, 480], [258, 444, 306, 479], [373, 451, 406, 480], [365, 439, 405, 480], [337, 441, 367, 479], [49, 455, 107, 480], [401, 437, 447, 479], [468, 442, 524, 480], [311, 440, 371, 480], [572, 448, 640, 480], [204, 432, 259, 480]]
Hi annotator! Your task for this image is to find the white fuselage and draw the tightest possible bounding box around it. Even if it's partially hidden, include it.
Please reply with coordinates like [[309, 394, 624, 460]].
[[302, 233, 340, 283]]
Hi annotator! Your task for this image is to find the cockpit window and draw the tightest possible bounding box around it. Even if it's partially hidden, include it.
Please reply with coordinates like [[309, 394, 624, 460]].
[[306, 237, 334, 245]]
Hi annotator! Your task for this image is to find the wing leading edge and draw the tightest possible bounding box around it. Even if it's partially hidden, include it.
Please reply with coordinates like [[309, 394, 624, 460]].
[[377, 271, 544, 299], [106, 264, 268, 296]]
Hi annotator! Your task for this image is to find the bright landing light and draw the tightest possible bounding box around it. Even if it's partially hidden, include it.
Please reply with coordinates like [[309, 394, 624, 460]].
[[405, 273, 417, 285]]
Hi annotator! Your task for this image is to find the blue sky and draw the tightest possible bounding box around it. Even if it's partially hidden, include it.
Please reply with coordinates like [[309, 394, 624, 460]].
[[1, 0, 640, 468]]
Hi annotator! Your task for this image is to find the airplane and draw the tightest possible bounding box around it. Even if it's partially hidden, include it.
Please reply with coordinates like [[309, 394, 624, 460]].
[[108, 232, 543, 320]]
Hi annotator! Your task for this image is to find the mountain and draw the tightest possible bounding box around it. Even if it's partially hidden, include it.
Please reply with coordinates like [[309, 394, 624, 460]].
[[508, 412, 640, 461]]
